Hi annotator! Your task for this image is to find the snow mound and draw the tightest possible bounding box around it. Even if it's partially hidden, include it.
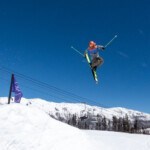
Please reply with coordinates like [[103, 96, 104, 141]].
[[0, 103, 89, 150], [0, 97, 150, 150]]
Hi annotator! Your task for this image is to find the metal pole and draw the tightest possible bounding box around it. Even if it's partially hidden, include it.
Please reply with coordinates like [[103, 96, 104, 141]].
[[71, 46, 84, 57], [8, 74, 14, 104], [105, 35, 118, 48]]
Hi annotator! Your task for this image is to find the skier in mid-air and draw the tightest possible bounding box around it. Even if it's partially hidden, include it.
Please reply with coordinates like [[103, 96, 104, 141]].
[[85, 41, 105, 71], [71, 35, 117, 83]]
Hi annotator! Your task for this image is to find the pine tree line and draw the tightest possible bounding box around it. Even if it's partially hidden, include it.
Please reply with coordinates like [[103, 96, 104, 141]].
[[54, 113, 150, 135]]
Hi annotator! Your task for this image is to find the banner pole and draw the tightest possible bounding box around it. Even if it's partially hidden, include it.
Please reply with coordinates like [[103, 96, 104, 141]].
[[8, 74, 14, 104]]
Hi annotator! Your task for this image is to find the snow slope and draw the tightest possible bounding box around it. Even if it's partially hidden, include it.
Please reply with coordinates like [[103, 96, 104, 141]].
[[0, 97, 150, 150], [21, 98, 150, 122], [0, 103, 89, 150], [85, 130, 150, 150]]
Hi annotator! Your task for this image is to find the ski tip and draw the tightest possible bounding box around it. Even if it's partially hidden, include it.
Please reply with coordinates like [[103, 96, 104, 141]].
[[115, 35, 118, 38], [95, 80, 99, 84]]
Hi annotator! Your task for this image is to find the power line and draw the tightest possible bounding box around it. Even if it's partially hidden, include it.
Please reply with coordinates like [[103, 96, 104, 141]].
[[0, 76, 75, 103], [0, 66, 109, 107]]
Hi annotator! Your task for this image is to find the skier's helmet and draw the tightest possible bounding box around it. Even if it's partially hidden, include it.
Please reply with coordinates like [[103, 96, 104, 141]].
[[89, 41, 96, 48]]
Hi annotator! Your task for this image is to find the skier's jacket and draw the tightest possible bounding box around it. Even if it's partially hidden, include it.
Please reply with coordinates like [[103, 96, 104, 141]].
[[88, 46, 99, 60]]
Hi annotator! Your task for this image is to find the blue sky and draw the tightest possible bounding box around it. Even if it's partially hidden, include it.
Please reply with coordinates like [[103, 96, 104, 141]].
[[0, 0, 150, 113]]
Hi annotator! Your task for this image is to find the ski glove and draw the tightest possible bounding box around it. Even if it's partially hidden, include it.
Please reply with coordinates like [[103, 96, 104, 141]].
[[101, 46, 105, 50], [97, 45, 105, 50]]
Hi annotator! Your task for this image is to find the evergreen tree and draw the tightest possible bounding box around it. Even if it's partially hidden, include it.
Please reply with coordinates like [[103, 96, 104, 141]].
[[72, 114, 77, 126], [123, 114, 130, 132], [112, 116, 118, 131], [96, 114, 102, 130], [102, 117, 107, 130], [133, 118, 140, 133], [107, 120, 111, 131], [118, 117, 123, 132]]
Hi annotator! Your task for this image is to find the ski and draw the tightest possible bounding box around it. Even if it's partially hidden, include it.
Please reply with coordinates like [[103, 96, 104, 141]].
[[85, 52, 98, 84], [71, 46, 98, 84]]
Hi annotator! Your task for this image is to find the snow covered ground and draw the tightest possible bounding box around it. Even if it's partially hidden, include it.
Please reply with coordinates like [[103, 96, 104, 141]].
[[0, 97, 150, 150]]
